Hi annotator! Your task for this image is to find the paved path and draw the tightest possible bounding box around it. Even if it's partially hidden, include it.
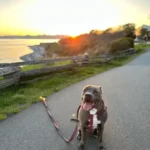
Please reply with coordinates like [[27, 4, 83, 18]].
[[1, 50, 150, 150]]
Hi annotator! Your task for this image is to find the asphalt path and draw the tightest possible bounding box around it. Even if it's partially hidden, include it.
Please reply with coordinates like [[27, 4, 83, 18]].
[[0, 50, 150, 150]]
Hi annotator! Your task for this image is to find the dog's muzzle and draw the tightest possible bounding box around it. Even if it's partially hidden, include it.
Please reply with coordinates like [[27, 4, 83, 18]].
[[82, 92, 95, 111]]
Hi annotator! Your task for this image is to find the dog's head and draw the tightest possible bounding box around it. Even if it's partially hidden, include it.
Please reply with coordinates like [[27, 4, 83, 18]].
[[81, 85, 102, 111]]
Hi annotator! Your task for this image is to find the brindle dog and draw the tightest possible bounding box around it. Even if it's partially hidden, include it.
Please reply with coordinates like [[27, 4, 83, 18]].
[[77, 85, 108, 150]]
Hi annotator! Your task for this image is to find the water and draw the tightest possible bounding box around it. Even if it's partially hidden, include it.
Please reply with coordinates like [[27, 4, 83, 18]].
[[0, 39, 59, 63]]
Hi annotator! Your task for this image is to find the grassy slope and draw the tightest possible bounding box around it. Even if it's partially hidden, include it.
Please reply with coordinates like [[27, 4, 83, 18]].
[[0, 76, 3, 80], [0, 44, 149, 120], [22, 60, 72, 71]]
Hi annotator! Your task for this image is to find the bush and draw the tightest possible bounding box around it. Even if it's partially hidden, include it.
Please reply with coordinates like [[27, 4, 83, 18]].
[[109, 37, 134, 53], [127, 37, 134, 48]]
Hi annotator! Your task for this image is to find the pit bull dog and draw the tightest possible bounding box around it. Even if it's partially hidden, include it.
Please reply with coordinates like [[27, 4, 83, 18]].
[[77, 85, 108, 150]]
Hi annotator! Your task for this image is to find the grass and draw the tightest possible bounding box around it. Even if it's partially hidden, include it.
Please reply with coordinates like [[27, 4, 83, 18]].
[[134, 44, 150, 51], [0, 44, 149, 120], [53, 60, 72, 66], [21, 64, 45, 71], [21, 60, 72, 71], [0, 76, 3, 81]]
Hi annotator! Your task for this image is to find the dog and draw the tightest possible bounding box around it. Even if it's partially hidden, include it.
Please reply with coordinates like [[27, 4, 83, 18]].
[[77, 85, 108, 150]]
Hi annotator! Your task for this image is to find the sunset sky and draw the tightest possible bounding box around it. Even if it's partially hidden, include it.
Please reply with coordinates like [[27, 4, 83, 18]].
[[0, 0, 150, 36]]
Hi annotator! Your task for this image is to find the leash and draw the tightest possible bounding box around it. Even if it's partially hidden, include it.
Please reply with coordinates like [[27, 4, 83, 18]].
[[39, 96, 78, 143]]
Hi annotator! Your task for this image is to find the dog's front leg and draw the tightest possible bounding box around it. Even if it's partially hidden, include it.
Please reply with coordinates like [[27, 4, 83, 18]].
[[98, 124, 105, 150], [77, 128, 81, 140], [78, 125, 86, 150]]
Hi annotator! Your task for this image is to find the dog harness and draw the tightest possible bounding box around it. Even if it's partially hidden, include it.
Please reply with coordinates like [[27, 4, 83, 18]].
[[81, 100, 107, 132], [88, 105, 107, 131]]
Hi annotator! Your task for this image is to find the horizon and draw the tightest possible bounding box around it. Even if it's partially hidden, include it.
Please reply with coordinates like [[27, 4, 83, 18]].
[[0, 0, 150, 36], [0, 35, 68, 37]]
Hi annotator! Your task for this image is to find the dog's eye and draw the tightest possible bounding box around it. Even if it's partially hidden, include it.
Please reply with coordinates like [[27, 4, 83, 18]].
[[93, 90, 97, 93]]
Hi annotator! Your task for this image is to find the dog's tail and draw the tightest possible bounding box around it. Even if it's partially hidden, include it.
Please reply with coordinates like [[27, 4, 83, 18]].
[[70, 105, 81, 123]]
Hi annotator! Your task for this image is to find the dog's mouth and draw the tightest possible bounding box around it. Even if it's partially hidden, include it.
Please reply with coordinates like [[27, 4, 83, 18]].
[[82, 94, 94, 111], [82, 101, 94, 111]]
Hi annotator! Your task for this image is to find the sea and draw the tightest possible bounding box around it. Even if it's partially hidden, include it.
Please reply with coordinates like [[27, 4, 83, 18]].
[[0, 39, 59, 63]]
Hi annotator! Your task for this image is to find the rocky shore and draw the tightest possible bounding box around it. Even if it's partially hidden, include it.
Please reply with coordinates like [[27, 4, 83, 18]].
[[20, 45, 45, 61]]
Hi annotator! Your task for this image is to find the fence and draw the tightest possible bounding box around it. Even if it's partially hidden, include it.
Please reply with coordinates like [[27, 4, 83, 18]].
[[0, 48, 135, 90], [0, 56, 81, 67], [0, 77, 20, 89]]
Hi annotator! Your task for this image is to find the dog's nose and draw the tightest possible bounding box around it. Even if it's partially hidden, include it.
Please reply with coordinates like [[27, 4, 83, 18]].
[[85, 94, 91, 98]]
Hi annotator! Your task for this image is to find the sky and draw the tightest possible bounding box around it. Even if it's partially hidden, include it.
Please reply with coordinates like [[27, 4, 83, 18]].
[[0, 0, 150, 36]]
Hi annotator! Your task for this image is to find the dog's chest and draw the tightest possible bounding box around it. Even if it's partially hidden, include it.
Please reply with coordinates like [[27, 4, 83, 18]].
[[79, 108, 101, 130], [88, 108, 101, 130]]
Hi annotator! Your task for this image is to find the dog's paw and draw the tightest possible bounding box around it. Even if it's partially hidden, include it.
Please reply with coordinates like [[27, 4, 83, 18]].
[[93, 129, 99, 138], [93, 134, 99, 139], [77, 135, 81, 140], [99, 146, 105, 150], [78, 142, 84, 150], [77, 131, 81, 140]]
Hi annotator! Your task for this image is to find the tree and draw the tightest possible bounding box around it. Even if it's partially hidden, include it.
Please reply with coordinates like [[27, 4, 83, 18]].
[[122, 23, 136, 39], [103, 28, 113, 34], [140, 28, 148, 37], [136, 26, 149, 37], [89, 29, 103, 35]]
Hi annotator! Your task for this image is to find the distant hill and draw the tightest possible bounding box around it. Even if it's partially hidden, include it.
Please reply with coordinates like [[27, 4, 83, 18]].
[[0, 35, 68, 39]]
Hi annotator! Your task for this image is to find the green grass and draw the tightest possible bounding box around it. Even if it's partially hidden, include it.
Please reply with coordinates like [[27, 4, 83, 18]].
[[21, 60, 72, 71], [0, 44, 149, 120], [134, 44, 150, 51], [0, 76, 3, 81], [53, 60, 72, 66], [21, 64, 45, 71]]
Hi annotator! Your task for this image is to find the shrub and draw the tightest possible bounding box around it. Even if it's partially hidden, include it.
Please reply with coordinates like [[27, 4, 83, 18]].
[[109, 37, 134, 53]]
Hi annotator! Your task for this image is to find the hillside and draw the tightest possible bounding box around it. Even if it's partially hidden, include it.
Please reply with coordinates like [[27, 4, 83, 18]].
[[42, 23, 136, 57]]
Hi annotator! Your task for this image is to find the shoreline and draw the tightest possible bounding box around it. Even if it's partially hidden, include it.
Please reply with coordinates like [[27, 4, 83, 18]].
[[20, 45, 45, 62], [0, 38, 60, 64], [0, 45, 46, 75]]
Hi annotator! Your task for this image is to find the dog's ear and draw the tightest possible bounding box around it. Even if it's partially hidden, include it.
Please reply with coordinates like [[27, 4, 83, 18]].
[[82, 85, 89, 92], [99, 86, 102, 94]]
